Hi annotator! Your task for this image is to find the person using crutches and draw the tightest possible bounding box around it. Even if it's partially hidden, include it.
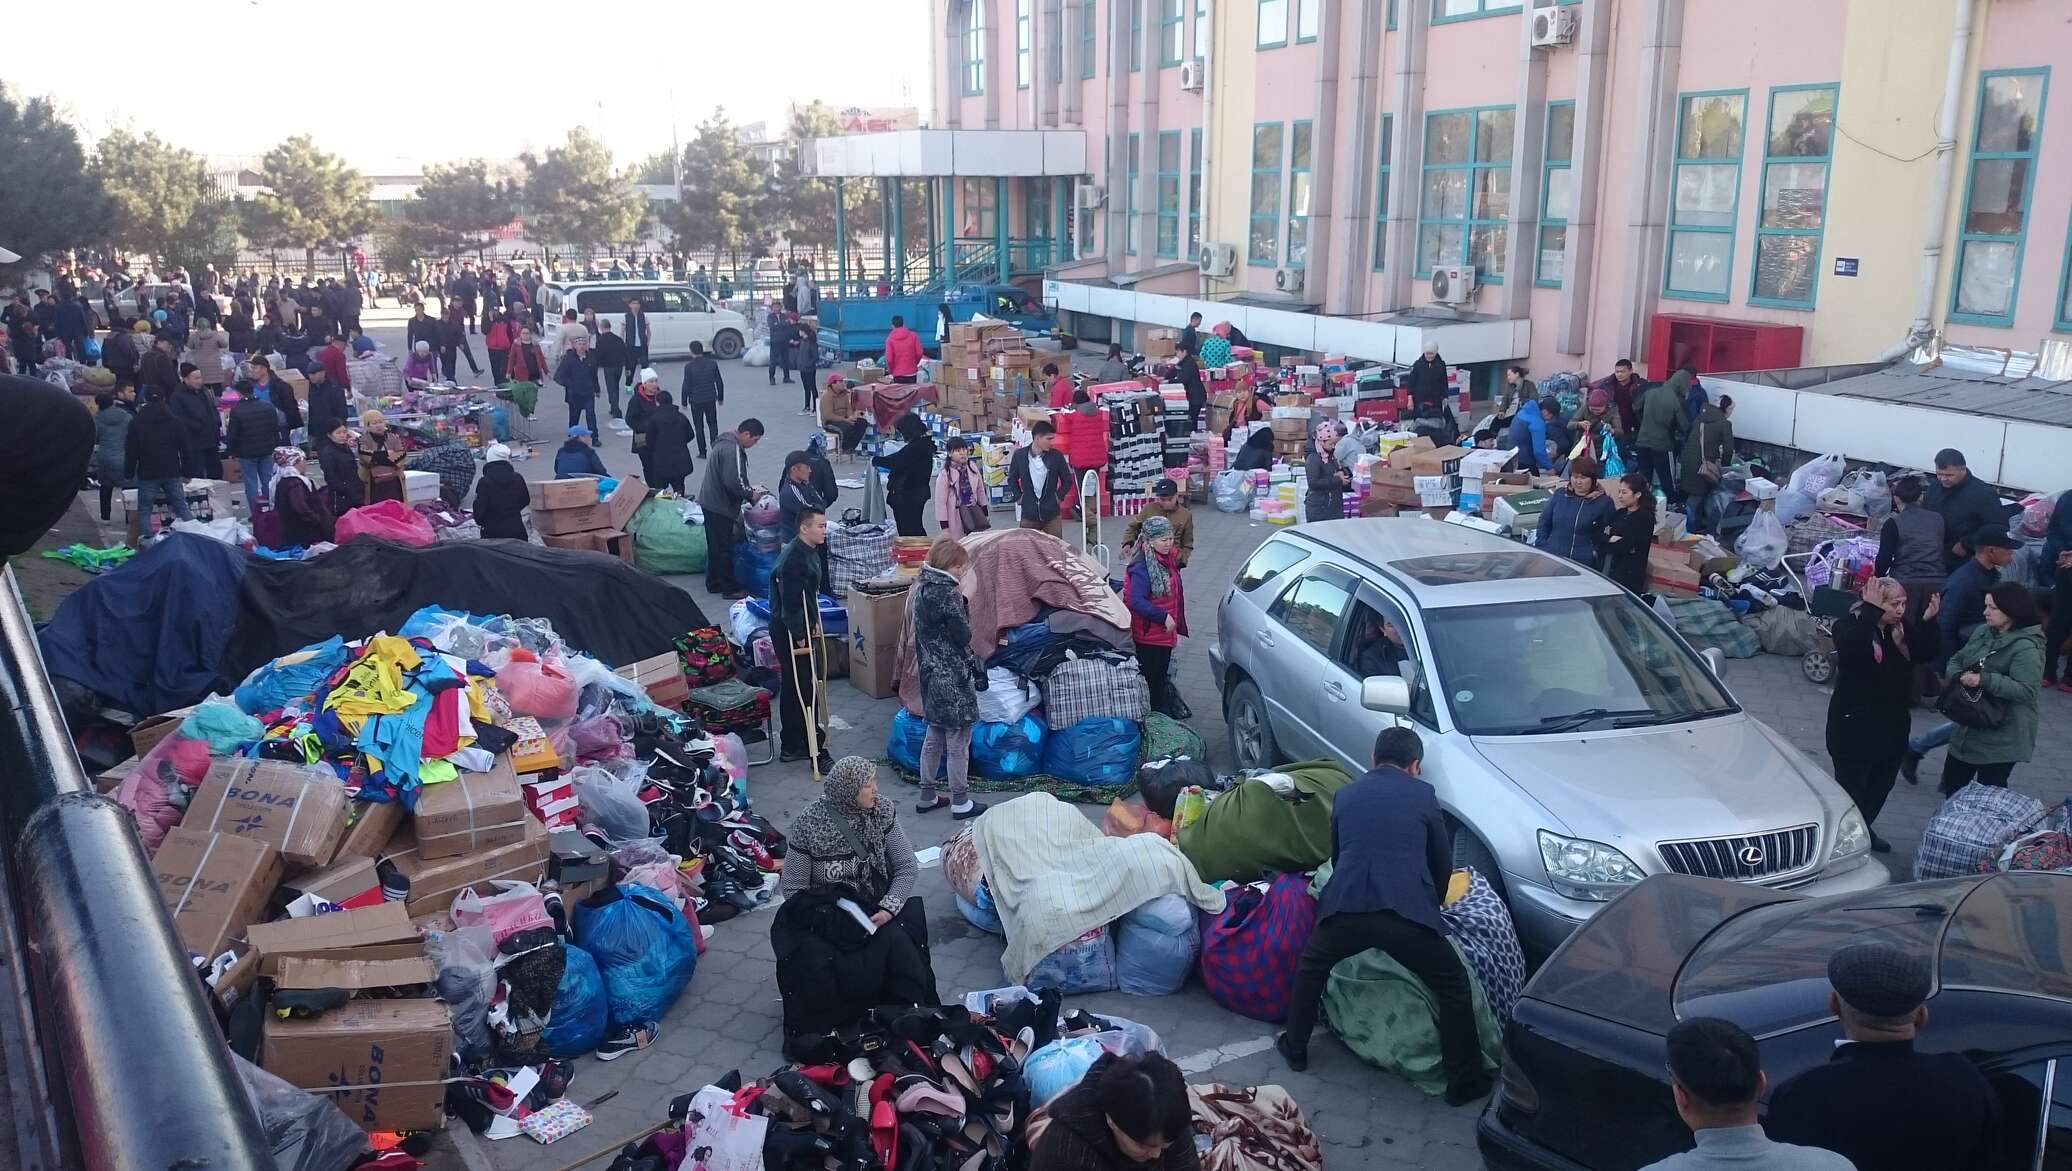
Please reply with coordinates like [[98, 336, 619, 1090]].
[[772, 506, 834, 777]]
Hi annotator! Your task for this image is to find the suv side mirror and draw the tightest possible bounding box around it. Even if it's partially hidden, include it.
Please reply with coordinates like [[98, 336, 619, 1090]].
[[1361, 675, 1412, 715]]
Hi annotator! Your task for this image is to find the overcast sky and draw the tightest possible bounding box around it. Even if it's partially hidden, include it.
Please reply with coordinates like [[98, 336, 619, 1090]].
[[6, 0, 932, 168]]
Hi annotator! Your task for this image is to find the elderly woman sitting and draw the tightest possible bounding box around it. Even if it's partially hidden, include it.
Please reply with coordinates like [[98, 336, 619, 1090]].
[[770, 757, 940, 1057]]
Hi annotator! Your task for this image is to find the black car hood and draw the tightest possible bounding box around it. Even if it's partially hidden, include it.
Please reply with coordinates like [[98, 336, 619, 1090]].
[[1522, 873, 1803, 1035]]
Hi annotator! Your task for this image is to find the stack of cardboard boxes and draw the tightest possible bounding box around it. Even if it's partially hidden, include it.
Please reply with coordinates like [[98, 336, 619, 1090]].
[[846, 580, 911, 699], [937, 321, 1030, 433], [616, 650, 691, 709], [1139, 327, 1179, 361], [529, 476, 648, 564]]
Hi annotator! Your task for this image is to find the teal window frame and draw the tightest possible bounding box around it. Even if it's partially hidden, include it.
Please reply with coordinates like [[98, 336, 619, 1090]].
[[1126, 132, 1141, 256], [1080, 0, 1097, 78], [1156, 130, 1182, 258], [2058, 206, 2072, 332], [1287, 120, 1314, 269], [1662, 88, 1749, 304], [1028, 183, 1051, 243], [1949, 67, 2050, 327], [1257, 0, 1288, 48], [1016, 0, 1031, 89], [1249, 122, 1285, 267], [1416, 105, 1515, 282], [1187, 128, 1204, 255], [962, 1, 986, 96], [1748, 83, 1839, 310], [1296, 0, 1319, 41], [1159, 0, 1184, 65], [1130, 0, 1142, 71], [1194, 0, 1208, 57], [1536, 100, 1574, 288], [1431, 0, 1522, 24], [1371, 114, 1394, 271]]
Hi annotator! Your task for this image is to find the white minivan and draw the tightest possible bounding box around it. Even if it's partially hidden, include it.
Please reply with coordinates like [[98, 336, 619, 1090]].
[[538, 281, 750, 361]]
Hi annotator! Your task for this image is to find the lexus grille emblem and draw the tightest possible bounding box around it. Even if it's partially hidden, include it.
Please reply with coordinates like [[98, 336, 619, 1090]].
[[1737, 845, 1765, 867]]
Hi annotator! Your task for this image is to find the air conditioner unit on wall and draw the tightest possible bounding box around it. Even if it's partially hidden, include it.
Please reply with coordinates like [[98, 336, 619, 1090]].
[[1180, 60, 1206, 92], [1430, 265, 1479, 305], [1074, 184, 1105, 210], [1274, 267, 1305, 293], [1198, 243, 1238, 278], [1531, 6, 1577, 47]]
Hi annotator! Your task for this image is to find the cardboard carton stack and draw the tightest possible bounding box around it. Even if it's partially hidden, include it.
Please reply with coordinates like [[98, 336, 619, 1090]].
[[616, 650, 691, 709], [410, 754, 530, 859], [528, 476, 648, 564], [937, 322, 1028, 433], [1405, 443, 1470, 516], [846, 579, 912, 699], [1140, 327, 1180, 361]]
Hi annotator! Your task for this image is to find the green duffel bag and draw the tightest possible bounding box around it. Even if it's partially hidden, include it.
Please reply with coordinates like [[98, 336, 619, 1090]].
[[627, 497, 706, 574]]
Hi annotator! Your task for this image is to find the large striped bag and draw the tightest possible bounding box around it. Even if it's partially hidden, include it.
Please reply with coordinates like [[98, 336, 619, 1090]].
[[1198, 874, 1317, 1022]]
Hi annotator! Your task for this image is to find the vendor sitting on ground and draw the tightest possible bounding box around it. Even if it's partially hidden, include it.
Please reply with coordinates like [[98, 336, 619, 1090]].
[[770, 757, 939, 1056], [554, 424, 608, 477], [1028, 1052, 1199, 1171]]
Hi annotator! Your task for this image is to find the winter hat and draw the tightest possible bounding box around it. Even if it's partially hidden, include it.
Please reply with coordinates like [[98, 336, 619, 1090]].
[[1587, 387, 1609, 412], [351, 335, 377, 355], [413, 340, 431, 354], [637, 367, 660, 386], [486, 443, 513, 463], [1140, 514, 1174, 541]]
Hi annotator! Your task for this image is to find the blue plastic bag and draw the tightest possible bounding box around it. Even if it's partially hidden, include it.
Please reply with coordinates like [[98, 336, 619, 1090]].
[[539, 944, 608, 1056], [736, 544, 779, 600], [971, 715, 1046, 779], [887, 708, 945, 779], [1024, 1035, 1107, 1106], [233, 636, 350, 715], [1025, 926, 1118, 994], [956, 879, 1005, 935], [573, 883, 699, 1027], [1115, 893, 1201, 996], [747, 594, 850, 637], [1040, 717, 1142, 787]]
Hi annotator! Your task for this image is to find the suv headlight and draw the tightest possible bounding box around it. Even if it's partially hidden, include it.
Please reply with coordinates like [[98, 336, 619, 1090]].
[[1832, 806, 1871, 859], [1538, 831, 1646, 901]]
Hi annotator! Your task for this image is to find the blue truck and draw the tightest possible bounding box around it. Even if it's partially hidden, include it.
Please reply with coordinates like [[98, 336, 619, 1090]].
[[815, 285, 1056, 363]]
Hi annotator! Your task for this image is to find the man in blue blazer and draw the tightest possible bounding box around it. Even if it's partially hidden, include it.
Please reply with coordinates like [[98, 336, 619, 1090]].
[[1275, 727, 1491, 1105]]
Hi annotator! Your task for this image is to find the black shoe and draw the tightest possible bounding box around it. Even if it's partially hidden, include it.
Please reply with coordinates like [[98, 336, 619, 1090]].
[[724, 590, 752, 601], [951, 800, 989, 821], [1869, 832, 1893, 854], [609, 410, 623, 419], [916, 796, 951, 814], [596, 1020, 660, 1061], [1444, 1073, 1495, 1107], [1167, 694, 1193, 720], [779, 748, 812, 763], [815, 751, 835, 774], [1274, 1032, 1308, 1072], [1899, 749, 1922, 786]]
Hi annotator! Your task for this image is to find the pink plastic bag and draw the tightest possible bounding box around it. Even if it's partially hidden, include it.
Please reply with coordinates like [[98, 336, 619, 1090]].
[[497, 659, 580, 721], [116, 731, 214, 851], [335, 499, 437, 547], [564, 714, 630, 763], [451, 880, 553, 946]]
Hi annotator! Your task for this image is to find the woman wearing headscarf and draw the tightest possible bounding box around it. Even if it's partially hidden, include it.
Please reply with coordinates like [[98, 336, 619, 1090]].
[[1566, 385, 1626, 469], [270, 446, 333, 546], [1827, 577, 1941, 852], [933, 435, 989, 540], [357, 409, 408, 503], [771, 756, 939, 1051], [874, 412, 938, 537], [472, 443, 532, 540], [1126, 514, 1188, 717], [911, 539, 989, 819], [1303, 421, 1350, 523], [1939, 582, 2046, 795]]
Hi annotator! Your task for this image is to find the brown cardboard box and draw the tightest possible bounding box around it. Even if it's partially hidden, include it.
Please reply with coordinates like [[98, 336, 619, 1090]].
[[1140, 328, 1179, 360], [412, 758, 527, 859], [384, 817, 550, 916], [246, 902, 421, 976], [130, 706, 197, 758], [1371, 466, 1417, 490], [263, 999, 453, 1132], [646, 676, 691, 708], [153, 829, 283, 960], [1407, 444, 1470, 476], [849, 629, 899, 698], [590, 528, 636, 565], [603, 476, 648, 531], [528, 478, 600, 510], [1648, 544, 1702, 593], [280, 855, 383, 911], [275, 953, 437, 991], [186, 760, 350, 868], [540, 531, 598, 551], [615, 652, 678, 682], [336, 799, 406, 860], [847, 582, 910, 649], [532, 501, 612, 536]]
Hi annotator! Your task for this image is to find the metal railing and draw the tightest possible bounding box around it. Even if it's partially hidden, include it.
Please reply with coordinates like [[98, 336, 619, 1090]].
[[0, 566, 274, 1170]]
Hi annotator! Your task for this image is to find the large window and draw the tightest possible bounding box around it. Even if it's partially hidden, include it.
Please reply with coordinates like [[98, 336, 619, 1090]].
[[1417, 106, 1514, 280], [1156, 131, 1182, 258], [958, 178, 997, 237], [2059, 209, 2072, 332], [1129, 0, 1142, 71], [1537, 101, 1575, 287], [1750, 85, 1836, 308], [1194, 0, 1208, 57], [1664, 91, 1748, 302], [1257, 0, 1288, 48], [963, 0, 986, 96], [1296, 0, 1320, 40], [1269, 574, 1354, 657], [1434, 0, 1523, 20], [1016, 0, 1031, 89], [1159, 0, 1184, 65], [1287, 121, 1314, 268], [1028, 182, 1052, 243], [1951, 69, 2049, 326], [1081, 0, 1097, 78], [1188, 128, 1204, 256], [1372, 115, 1394, 271], [1126, 133, 1141, 255], [1249, 123, 1285, 266]]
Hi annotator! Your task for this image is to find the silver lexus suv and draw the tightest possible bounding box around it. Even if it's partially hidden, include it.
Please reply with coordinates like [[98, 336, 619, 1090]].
[[1207, 517, 1889, 955]]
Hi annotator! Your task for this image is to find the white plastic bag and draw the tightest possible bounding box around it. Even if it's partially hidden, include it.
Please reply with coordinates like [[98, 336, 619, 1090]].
[[742, 341, 770, 367], [451, 880, 553, 946], [1735, 508, 1789, 570], [1213, 468, 1254, 513], [679, 1084, 769, 1171], [569, 764, 652, 845], [169, 516, 252, 546], [976, 668, 1042, 724], [728, 598, 767, 647], [1843, 469, 1891, 528], [1787, 453, 1846, 499]]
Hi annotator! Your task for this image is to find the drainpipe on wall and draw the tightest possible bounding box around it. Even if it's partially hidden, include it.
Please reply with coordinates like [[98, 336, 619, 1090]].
[[1106, 0, 1133, 272], [1198, 0, 1217, 296], [1382, 0, 1431, 313], [1614, 0, 1683, 368], [1301, 0, 1344, 311], [1500, 5, 1549, 322], [1876, 0, 1977, 363], [1329, 0, 1384, 316], [1556, 0, 1613, 355]]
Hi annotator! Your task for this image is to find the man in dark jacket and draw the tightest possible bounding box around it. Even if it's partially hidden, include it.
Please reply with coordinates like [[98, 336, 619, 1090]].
[[697, 419, 765, 599], [770, 507, 832, 771], [302, 358, 348, 439], [767, 307, 794, 385], [406, 303, 443, 355], [52, 291, 91, 360], [124, 395, 192, 535], [1935, 527, 2018, 672], [1006, 422, 1073, 536], [101, 323, 141, 384], [1634, 368, 1689, 501], [1925, 448, 2007, 570], [1592, 358, 1645, 434], [1276, 727, 1489, 1105], [472, 446, 531, 539], [641, 391, 696, 494], [165, 364, 221, 480], [1765, 943, 2000, 1171], [593, 321, 630, 417], [679, 341, 726, 457], [224, 380, 284, 513], [554, 334, 603, 444], [138, 332, 182, 402], [621, 297, 651, 385]]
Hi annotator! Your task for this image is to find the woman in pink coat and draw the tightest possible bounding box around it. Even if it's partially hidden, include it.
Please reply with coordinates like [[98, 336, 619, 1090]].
[[933, 435, 990, 540]]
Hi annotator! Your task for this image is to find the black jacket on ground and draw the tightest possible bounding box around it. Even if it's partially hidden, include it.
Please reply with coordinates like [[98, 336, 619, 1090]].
[[124, 400, 188, 481], [1006, 445, 1073, 525], [1765, 1038, 2000, 1171], [224, 397, 283, 459], [472, 462, 531, 539], [317, 439, 362, 514], [642, 404, 696, 486], [1029, 1053, 1200, 1171], [1824, 608, 1940, 761], [1926, 471, 2008, 568]]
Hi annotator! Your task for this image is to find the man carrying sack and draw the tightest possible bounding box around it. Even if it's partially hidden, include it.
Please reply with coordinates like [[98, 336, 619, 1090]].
[[773, 507, 834, 775]]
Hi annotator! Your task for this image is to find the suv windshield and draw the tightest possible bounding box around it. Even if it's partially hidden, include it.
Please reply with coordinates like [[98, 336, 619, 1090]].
[[1421, 595, 1736, 734]]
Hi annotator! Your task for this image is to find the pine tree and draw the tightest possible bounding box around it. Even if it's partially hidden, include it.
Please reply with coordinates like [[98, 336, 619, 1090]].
[[0, 85, 113, 278], [93, 129, 234, 271], [521, 129, 645, 255], [249, 135, 374, 273], [406, 159, 522, 260]]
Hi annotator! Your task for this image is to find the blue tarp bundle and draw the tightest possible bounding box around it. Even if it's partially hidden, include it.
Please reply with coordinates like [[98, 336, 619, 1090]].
[[36, 534, 245, 716]]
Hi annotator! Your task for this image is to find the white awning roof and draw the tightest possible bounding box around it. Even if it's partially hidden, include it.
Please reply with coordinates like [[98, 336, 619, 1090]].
[[801, 130, 1090, 179]]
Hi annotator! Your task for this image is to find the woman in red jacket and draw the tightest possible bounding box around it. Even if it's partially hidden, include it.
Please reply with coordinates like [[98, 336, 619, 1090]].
[[1125, 514, 1187, 717], [484, 311, 514, 385]]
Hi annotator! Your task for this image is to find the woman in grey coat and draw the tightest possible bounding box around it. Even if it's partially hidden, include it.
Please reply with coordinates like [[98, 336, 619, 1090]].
[[1303, 420, 1351, 523], [910, 539, 988, 820]]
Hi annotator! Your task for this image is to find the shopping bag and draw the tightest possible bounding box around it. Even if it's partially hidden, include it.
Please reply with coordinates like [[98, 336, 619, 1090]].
[[1198, 874, 1318, 1021], [680, 1084, 770, 1171], [451, 880, 553, 946]]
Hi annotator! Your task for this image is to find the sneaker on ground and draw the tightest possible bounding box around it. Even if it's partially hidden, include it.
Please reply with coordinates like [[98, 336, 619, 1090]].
[[596, 1021, 661, 1061]]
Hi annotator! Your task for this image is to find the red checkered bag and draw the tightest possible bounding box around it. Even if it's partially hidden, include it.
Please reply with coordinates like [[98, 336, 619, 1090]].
[[1199, 873, 1317, 1022]]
